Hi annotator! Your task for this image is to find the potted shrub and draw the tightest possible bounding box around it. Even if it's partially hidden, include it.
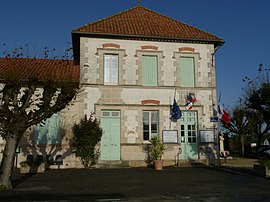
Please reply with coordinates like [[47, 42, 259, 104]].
[[149, 136, 166, 170]]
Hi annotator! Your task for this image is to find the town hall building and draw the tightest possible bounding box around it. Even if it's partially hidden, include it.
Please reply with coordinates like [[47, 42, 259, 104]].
[[0, 5, 224, 168]]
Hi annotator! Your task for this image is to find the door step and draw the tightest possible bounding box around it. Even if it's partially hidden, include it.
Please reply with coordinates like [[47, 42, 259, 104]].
[[177, 159, 207, 167], [96, 160, 130, 168]]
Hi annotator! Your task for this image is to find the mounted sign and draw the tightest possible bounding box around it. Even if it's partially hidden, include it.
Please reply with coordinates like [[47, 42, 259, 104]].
[[210, 116, 218, 122], [200, 130, 215, 143], [162, 130, 178, 144]]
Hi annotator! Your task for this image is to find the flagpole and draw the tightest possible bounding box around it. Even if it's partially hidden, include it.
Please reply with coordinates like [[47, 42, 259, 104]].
[[170, 89, 176, 130], [218, 91, 221, 103], [169, 95, 172, 130]]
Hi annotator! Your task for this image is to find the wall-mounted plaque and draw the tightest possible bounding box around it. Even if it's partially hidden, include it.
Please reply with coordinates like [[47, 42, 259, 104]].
[[200, 130, 215, 143], [162, 130, 178, 144]]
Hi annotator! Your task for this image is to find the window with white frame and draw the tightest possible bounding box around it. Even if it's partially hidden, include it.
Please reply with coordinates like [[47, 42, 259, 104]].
[[104, 54, 119, 85], [143, 111, 158, 141]]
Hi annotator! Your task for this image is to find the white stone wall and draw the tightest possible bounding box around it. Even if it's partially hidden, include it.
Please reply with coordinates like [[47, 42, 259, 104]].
[[81, 38, 215, 86]]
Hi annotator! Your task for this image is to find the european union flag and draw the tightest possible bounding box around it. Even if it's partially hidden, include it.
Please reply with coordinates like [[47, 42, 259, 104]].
[[171, 99, 181, 122]]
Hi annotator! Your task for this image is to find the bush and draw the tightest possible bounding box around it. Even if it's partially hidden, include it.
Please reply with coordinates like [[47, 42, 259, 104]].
[[72, 114, 102, 168], [0, 184, 6, 192]]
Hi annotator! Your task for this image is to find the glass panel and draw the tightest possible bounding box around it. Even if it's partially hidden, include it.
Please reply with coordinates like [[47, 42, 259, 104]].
[[143, 124, 149, 131], [111, 112, 119, 117], [104, 54, 118, 84], [143, 132, 149, 141], [151, 111, 158, 122], [143, 111, 159, 141], [104, 55, 111, 83], [102, 111, 110, 117], [143, 112, 149, 122], [151, 123, 157, 131], [111, 55, 118, 83], [181, 125, 185, 143]]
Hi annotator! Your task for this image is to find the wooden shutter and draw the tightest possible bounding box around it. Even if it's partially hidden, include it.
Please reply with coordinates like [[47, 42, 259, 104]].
[[34, 113, 60, 145], [180, 57, 195, 87], [142, 56, 157, 86]]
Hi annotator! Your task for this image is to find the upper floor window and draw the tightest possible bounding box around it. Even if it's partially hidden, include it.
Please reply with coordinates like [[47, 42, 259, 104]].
[[142, 55, 158, 86], [104, 54, 119, 85], [143, 111, 159, 141], [179, 57, 195, 87], [135, 49, 164, 86]]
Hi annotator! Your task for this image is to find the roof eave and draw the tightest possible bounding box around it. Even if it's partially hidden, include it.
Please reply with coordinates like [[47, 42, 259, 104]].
[[72, 31, 224, 47]]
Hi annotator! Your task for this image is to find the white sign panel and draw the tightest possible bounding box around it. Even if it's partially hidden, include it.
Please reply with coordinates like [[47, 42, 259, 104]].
[[200, 130, 214, 143], [162, 130, 178, 144]]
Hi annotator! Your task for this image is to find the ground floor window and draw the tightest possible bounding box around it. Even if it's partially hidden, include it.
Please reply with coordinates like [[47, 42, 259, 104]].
[[143, 111, 159, 141]]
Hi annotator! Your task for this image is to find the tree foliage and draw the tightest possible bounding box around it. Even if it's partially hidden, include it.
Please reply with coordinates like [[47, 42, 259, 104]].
[[223, 64, 270, 154], [72, 114, 102, 168], [243, 64, 270, 146]]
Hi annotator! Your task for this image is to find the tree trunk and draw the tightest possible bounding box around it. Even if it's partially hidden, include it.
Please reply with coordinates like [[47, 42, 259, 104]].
[[240, 134, 245, 156], [257, 134, 263, 148], [0, 133, 19, 189]]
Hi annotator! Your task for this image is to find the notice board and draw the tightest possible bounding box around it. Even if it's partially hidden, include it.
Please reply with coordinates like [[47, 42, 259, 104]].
[[200, 130, 215, 143], [162, 130, 178, 144]]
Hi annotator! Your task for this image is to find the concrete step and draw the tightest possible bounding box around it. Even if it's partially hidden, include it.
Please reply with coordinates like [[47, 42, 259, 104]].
[[95, 160, 130, 168]]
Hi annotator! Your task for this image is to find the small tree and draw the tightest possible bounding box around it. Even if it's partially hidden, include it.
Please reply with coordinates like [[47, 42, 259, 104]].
[[72, 114, 102, 168], [221, 105, 249, 156], [243, 64, 270, 146]]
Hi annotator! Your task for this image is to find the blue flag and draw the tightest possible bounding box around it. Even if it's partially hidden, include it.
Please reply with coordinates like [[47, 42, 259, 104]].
[[171, 99, 181, 121]]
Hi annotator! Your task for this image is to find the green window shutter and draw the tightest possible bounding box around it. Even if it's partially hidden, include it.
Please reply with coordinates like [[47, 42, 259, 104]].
[[142, 56, 157, 86], [34, 113, 60, 145], [180, 57, 195, 87]]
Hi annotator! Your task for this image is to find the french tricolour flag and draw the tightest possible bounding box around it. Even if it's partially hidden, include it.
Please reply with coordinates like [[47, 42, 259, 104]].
[[185, 93, 197, 110], [218, 104, 230, 124]]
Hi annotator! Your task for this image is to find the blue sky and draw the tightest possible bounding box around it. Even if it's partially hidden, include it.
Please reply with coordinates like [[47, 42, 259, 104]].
[[1, 0, 270, 107]]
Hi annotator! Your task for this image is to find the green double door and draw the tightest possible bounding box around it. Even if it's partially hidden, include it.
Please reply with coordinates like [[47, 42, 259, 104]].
[[180, 111, 199, 160], [100, 110, 121, 160]]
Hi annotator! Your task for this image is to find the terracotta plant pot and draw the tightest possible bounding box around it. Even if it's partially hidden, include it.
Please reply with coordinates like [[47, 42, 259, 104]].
[[154, 160, 163, 170]]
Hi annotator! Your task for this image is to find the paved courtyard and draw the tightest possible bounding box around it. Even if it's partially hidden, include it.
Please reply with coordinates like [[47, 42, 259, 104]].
[[1, 159, 270, 201]]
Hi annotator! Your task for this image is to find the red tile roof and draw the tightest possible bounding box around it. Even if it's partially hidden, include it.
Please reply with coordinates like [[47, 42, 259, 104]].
[[0, 58, 80, 83], [73, 6, 224, 44]]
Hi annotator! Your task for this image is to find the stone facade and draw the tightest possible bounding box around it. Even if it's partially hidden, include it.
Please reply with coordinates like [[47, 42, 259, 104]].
[[2, 37, 220, 169]]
